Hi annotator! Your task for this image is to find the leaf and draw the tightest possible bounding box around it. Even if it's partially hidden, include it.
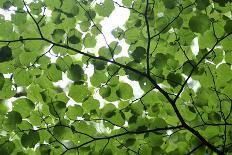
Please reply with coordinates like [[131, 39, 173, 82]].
[[66, 105, 83, 119], [131, 46, 146, 62], [67, 64, 84, 82], [21, 130, 40, 148], [48, 101, 66, 118], [116, 83, 133, 100], [189, 14, 210, 34], [14, 69, 32, 86], [0, 141, 15, 155], [52, 29, 65, 42], [162, 0, 177, 9], [99, 86, 111, 98], [196, 0, 210, 10], [83, 33, 96, 48], [95, 0, 115, 17], [0, 73, 5, 90], [46, 63, 62, 82], [0, 46, 12, 62], [224, 20, 232, 33], [4, 111, 22, 130], [68, 35, 80, 44], [13, 98, 34, 118], [167, 73, 183, 87], [0, 79, 16, 99], [61, 0, 79, 17], [68, 84, 90, 102]]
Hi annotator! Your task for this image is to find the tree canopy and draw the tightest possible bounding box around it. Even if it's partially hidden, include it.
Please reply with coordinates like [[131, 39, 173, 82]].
[[0, 0, 232, 154]]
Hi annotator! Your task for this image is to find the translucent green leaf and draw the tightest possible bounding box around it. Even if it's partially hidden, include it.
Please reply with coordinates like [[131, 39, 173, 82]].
[[21, 130, 40, 148], [13, 98, 34, 118], [67, 64, 84, 82], [162, 0, 177, 9], [66, 105, 83, 120], [196, 0, 210, 10], [167, 73, 182, 87], [29, 2, 43, 15], [68, 84, 90, 102], [131, 46, 146, 62], [48, 101, 66, 118], [52, 29, 65, 43], [46, 63, 62, 82], [14, 69, 32, 86], [122, 0, 133, 7], [44, 0, 61, 9], [90, 71, 107, 86], [156, 17, 170, 33], [68, 35, 80, 44], [102, 103, 116, 118], [61, 0, 79, 17], [189, 14, 210, 34], [224, 20, 232, 33], [4, 111, 22, 130], [0, 141, 15, 155], [95, 0, 115, 17], [99, 86, 111, 98], [11, 12, 27, 26], [0, 73, 4, 90], [116, 83, 133, 100], [83, 97, 100, 113], [0, 79, 16, 99], [83, 33, 96, 48]]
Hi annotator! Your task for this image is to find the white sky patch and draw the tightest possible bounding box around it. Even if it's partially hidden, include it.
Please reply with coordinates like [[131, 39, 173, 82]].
[[3, 73, 12, 78], [53, 73, 72, 91], [191, 37, 199, 56], [0, 6, 17, 20], [166, 130, 173, 136]]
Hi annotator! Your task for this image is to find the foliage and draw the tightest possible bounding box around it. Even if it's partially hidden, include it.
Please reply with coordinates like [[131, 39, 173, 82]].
[[0, 0, 232, 154]]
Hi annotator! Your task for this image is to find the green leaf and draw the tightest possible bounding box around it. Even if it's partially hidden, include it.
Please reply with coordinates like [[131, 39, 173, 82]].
[[66, 105, 83, 119], [13, 98, 34, 118], [95, 0, 115, 17], [83, 33, 96, 48], [167, 73, 182, 87], [61, 0, 79, 17], [67, 64, 84, 82], [68, 35, 80, 44], [224, 20, 232, 33], [48, 101, 66, 118], [0, 79, 16, 99], [0, 46, 12, 62], [99, 86, 111, 98], [131, 46, 146, 62], [162, 0, 177, 9], [189, 14, 210, 34], [4, 111, 22, 130], [0, 73, 5, 90], [83, 97, 100, 113], [14, 69, 32, 86], [52, 29, 65, 42], [90, 71, 107, 86], [0, 141, 15, 155], [46, 63, 62, 82], [196, 0, 210, 10], [68, 84, 90, 102], [21, 130, 40, 148], [116, 83, 133, 100]]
